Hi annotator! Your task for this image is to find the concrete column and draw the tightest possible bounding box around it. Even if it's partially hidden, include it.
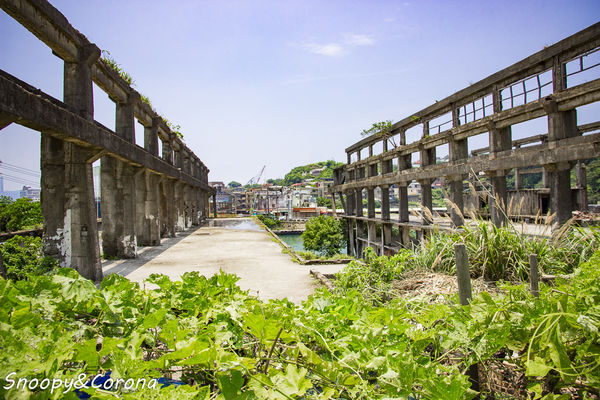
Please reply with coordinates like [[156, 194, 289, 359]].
[[367, 188, 375, 218], [545, 163, 573, 225], [419, 179, 433, 224], [41, 134, 65, 261], [162, 138, 173, 164], [487, 121, 512, 227], [101, 158, 137, 258], [544, 101, 578, 225], [101, 92, 138, 258], [40, 44, 102, 281], [367, 221, 377, 252], [448, 179, 464, 227], [355, 189, 364, 257], [514, 168, 523, 190], [159, 178, 176, 238], [398, 185, 409, 223], [213, 194, 217, 218], [135, 171, 161, 246], [576, 161, 588, 211], [381, 186, 390, 221], [183, 185, 192, 228], [174, 181, 185, 231], [145, 116, 160, 156]]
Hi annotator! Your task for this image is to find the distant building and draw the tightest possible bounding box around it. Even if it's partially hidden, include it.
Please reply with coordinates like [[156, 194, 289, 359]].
[[19, 186, 41, 201]]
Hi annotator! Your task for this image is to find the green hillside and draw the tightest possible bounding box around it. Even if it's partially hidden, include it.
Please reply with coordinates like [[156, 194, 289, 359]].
[[282, 160, 343, 186]]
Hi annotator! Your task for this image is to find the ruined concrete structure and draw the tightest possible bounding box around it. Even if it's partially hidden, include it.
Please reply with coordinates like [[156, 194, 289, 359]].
[[0, 0, 215, 281], [331, 23, 600, 258]]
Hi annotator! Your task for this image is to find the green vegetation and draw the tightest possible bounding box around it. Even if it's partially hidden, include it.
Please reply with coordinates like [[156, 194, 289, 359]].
[[256, 214, 283, 230], [296, 250, 351, 261], [586, 158, 600, 204], [227, 181, 242, 188], [1, 242, 598, 398], [302, 215, 345, 256], [101, 50, 134, 85], [315, 196, 342, 209], [0, 236, 58, 281], [0, 196, 43, 232], [162, 117, 184, 139], [283, 160, 343, 185], [336, 220, 599, 304]]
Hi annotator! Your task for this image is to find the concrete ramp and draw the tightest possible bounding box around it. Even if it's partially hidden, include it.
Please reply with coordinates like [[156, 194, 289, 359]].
[[102, 221, 343, 304]]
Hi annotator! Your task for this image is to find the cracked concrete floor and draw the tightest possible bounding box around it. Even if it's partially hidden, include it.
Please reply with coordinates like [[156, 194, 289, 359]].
[[101, 222, 344, 304]]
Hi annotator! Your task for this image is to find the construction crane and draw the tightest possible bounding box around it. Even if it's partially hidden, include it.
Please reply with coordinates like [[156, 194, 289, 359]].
[[246, 165, 266, 186]]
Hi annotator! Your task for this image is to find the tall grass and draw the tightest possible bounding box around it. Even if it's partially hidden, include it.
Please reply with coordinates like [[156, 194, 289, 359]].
[[409, 219, 600, 281]]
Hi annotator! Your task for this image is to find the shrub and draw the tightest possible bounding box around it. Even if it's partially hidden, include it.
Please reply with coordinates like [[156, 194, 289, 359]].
[[0, 236, 58, 280], [301, 215, 345, 256], [0, 197, 43, 232]]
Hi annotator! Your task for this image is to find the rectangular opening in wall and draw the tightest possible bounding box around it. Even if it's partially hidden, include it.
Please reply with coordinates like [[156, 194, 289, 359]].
[[510, 116, 547, 147], [468, 132, 489, 157], [501, 70, 552, 110], [387, 133, 401, 150], [359, 147, 368, 160], [411, 152, 420, 168], [92, 159, 101, 219], [157, 137, 163, 158], [92, 83, 115, 131], [0, 125, 41, 197], [566, 47, 600, 89], [405, 124, 422, 144], [576, 102, 600, 135], [0, 14, 64, 100], [350, 152, 358, 163], [372, 140, 383, 156], [428, 112, 452, 135], [435, 143, 449, 164], [392, 156, 399, 173], [135, 119, 145, 148]]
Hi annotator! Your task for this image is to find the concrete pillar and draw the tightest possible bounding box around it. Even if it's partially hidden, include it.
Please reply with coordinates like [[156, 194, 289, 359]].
[[135, 171, 161, 246], [367, 188, 375, 218], [183, 185, 192, 228], [576, 161, 588, 211], [489, 172, 508, 227], [101, 92, 137, 259], [398, 185, 409, 222], [101, 158, 137, 258], [159, 177, 176, 238], [488, 121, 512, 227], [367, 221, 377, 252], [174, 181, 185, 231], [544, 100, 578, 225], [40, 44, 102, 281], [381, 186, 390, 221], [419, 179, 433, 225], [355, 189, 364, 257], [514, 168, 523, 190], [448, 179, 464, 227], [162, 137, 173, 164], [213, 194, 217, 218], [145, 117, 160, 156]]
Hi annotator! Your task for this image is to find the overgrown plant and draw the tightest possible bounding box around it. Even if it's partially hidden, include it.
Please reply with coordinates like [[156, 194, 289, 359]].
[[101, 50, 134, 85]]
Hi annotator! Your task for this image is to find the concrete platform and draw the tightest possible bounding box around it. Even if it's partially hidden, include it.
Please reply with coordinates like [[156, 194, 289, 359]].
[[101, 222, 344, 304]]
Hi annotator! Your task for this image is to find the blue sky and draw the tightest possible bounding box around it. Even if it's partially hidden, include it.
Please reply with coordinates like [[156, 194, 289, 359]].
[[1, 0, 599, 189]]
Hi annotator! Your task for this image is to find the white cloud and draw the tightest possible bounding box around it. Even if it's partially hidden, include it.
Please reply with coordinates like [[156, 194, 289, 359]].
[[343, 33, 375, 46], [303, 43, 345, 57]]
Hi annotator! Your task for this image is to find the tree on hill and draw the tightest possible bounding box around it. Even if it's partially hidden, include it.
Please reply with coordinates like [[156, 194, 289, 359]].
[[228, 181, 241, 188], [283, 160, 344, 186]]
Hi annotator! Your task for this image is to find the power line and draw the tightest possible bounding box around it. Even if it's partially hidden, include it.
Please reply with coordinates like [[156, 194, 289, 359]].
[[0, 160, 40, 175], [0, 173, 40, 187], [0, 164, 41, 178]]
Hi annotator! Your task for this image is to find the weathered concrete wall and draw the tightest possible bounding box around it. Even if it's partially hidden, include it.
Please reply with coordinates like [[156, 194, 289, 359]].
[[0, 0, 215, 281], [331, 22, 600, 258]]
